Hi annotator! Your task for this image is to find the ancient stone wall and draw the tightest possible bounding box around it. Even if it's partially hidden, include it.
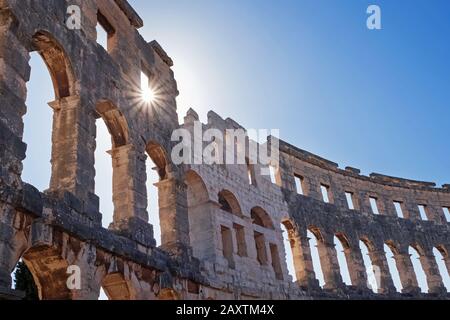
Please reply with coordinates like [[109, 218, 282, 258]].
[[0, 0, 448, 300]]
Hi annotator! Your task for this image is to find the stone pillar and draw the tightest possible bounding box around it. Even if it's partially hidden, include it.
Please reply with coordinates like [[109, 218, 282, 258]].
[[368, 249, 396, 294], [155, 178, 190, 252], [290, 232, 319, 289], [344, 245, 368, 289], [394, 251, 420, 294], [108, 144, 156, 246], [316, 236, 344, 290], [48, 96, 96, 200], [0, 10, 29, 189], [419, 253, 446, 294]]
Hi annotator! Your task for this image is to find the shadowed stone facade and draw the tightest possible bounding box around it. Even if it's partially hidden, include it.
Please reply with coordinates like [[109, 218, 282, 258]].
[[0, 0, 448, 300]]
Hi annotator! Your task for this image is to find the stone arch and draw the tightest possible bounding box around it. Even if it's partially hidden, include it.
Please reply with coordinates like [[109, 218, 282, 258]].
[[359, 238, 379, 293], [433, 246, 450, 292], [306, 227, 325, 288], [250, 206, 274, 229], [383, 241, 403, 292], [185, 170, 214, 259], [21, 246, 73, 300], [334, 233, 352, 286], [145, 141, 190, 249], [218, 190, 242, 216], [32, 31, 76, 99], [20, 31, 79, 194], [101, 272, 134, 300], [408, 245, 428, 293], [186, 170, 210, 207], [147, 141, 170, 180], [94, 100, 131, 228], [95, 100, 130, 148]]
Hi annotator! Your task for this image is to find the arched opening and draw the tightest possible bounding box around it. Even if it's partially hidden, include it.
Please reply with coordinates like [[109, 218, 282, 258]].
[[218, 190, 242, 216], [359, 240, 378, 293], [433, 247, 450, 292], [307, 228, 325, 288], [146, 142, 169, 247], [21, 246, 73, 300], [384, 243, 403, 292], [280, 222, 296, 281], [95, 101, 130, 229], [22, 31, 76, 191], [250, 207, 274, 229], [409, 246, 428, 293], [334, 235, 352, 286], [185, 170, 212, 259]]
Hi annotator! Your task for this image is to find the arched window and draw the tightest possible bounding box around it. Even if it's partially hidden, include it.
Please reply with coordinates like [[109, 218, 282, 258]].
[[409, 246, 429, 293], [433, 247, 450, 292], [146, 142, 169, 246], [359, 240, 378, 293], [384, 243, 403, 292], [307, 229, 325, 288], [334, 235, 352, 286], [185, 170, 212, 259], [280, 222, 296, 281], [250, 207, 274, 229], [95, 101, 130, 229], [22, 51, 53, 192], [101, 273, 134, 300], [218, 190, 242, 216]]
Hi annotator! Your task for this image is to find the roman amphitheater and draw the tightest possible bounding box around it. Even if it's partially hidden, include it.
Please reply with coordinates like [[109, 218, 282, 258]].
[[0, 0, 449, 300]]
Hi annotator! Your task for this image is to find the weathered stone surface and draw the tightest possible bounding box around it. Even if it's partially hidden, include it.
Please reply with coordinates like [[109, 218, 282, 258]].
[[0, 0, 448, 300]]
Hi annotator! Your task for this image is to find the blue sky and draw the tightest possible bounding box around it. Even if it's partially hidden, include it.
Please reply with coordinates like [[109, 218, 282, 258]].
[[129, 0, 450, 185], [19, 1, 449, 295]]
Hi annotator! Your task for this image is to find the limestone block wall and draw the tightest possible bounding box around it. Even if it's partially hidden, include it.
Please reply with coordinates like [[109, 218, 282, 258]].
[[0, 0, 448, 300]]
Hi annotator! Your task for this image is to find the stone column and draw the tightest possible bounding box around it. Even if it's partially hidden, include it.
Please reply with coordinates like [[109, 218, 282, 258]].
[[0, 9, 29, 189], [316, 236, 344, 290], [394, 251, 420, 294], [155, 178, 190, 252], [48, 96, 96, 201], [344, 245, 368, 289], [368, 249, 396, 294], [419, 253, 446, 294], [290, 232, 319, 289], [108, 144, 156, 246]]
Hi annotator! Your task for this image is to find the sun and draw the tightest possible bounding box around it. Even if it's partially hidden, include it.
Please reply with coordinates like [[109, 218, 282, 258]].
[[142, 86, 156, 103]]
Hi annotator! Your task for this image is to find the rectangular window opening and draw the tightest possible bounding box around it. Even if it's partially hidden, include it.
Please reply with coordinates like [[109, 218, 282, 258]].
[[418, 205, 428, 221], [345, 192, 355, 210], [141, 71, 149, 90], [233, 224, 247, 257], [221, 226, 235, 269], [369, 197, 380, 215], [96, 11, 115, 52], [254, 232, 268, 265], [294, 175, 304, 195], [394, 201, 404, 218], [320, 184, 330, 203], [270, 243, 283, 280]]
